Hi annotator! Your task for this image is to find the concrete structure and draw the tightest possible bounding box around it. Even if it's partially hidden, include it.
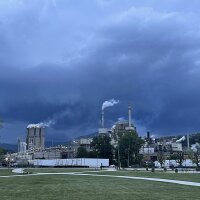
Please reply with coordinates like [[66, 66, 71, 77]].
[[19, 142, 27, 153], [99, 108, 112, 134], [113, 120, 135, 136], [17, 138, 27, 153], [140, 147, 155, 154], [98, 128, 111, 135], [72, 137, 94, 152], [79, 138, 93, 151], [171, 142, 183, 152], [126, 105, 135, 131], [32, 145, 76, 159], [112, 105, 136, 135], [26, 127, 45, 150], [154, 159, 198, 168]]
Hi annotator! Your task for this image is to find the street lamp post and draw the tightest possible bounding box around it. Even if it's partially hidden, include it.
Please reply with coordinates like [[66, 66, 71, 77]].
[[5, 157, 10, 168], [116, 134, 121, 170]]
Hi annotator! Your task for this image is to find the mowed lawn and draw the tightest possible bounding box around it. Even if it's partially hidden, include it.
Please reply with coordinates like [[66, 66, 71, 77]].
[[95, 170, 200, 183], [0, 169, 200, 200]]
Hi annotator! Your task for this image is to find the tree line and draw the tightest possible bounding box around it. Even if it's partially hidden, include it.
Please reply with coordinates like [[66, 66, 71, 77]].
[[76, 130, 144, 168], [77, 131, 200, 169]]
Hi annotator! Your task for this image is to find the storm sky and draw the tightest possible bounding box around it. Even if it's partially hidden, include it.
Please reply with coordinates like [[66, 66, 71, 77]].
[[1, 0, 200, 143]]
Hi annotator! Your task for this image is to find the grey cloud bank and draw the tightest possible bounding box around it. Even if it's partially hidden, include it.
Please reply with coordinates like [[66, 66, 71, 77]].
[[0, 0, 200, 143]]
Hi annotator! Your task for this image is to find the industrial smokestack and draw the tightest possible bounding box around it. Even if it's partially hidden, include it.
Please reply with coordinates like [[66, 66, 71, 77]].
[[125, 104, 135, 131], [147, 131, 150, 140], [101, 110, 104, 128], [101, 99, 119, 128], [128, 105, 132, 127]]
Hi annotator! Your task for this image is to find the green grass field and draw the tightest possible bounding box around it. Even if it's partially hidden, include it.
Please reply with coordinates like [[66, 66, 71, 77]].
[[0, 168, 200, 200]]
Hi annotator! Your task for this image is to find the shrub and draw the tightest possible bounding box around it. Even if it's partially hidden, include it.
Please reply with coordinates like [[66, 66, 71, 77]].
[[196, 167, 200, 171]]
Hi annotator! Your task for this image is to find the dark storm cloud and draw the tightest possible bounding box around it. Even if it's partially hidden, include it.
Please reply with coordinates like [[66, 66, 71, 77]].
[[1, 0, 200, 142]]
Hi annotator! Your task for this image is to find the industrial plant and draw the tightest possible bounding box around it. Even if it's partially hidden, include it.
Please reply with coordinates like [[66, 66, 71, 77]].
[[2, 100, 200, 169]]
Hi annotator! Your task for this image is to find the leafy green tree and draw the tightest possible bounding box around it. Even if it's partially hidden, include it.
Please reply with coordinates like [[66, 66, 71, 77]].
[[170, 152, 184, 167], [90, 134, 114, 164], [0, 147, 6, 164], [189, 143, 200, 168], [87, 150, 98, 158], [118, 131, 144, 168], [157, 151, 166, 168], [0, 148, 6, 155], [76, 146, 88, 158]]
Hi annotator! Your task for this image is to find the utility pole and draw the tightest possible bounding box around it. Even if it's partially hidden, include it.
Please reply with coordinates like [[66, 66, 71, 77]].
[[127, 147, 130, 168], [116, 134, 121, 169], [187, 133, 190, 151]]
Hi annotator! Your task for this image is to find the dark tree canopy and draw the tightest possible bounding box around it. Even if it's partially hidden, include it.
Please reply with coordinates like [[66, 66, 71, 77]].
[[90, 134, 114, 164], [0, 147, 6, 156], [76, 146, 88, 158], [118, 131, 144, 168]]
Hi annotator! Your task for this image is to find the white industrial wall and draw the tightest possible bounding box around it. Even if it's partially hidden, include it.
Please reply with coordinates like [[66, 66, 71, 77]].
[[154, 159, 198, 168], [29, 158, 109, 167]]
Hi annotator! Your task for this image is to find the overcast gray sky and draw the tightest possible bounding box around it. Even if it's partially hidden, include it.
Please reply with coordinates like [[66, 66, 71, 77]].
[[1, 0, 200, 143]]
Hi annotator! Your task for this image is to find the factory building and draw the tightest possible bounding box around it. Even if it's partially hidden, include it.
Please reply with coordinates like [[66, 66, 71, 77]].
[[99, 105, 136, 137], [79, 138, 93, 151], [17, 139, 27, 153], [98, 108, 112, 135], [33, 146, 75, 159], [113, 120, 135, 136], [139, 132, 189, 164], [26, 126, 45, 150], [113, 105, 136, 135]]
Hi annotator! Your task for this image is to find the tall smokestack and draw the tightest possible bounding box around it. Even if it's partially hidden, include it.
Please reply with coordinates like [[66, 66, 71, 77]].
[[128, 105, 132, 127], [101, 110, 104, 128], [101, 99, 119, 128], [147, 131, 150, 140], [187, 133, 190, 150]]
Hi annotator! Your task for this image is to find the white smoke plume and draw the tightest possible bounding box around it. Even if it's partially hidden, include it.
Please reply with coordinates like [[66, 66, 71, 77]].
[[191, 143, 200, 152], [118, 117, 125, 121], [176, 136, 186, 143], [102, 99, 119, 110], [150, 135, 156, 141], [27, 120, 55, 128]]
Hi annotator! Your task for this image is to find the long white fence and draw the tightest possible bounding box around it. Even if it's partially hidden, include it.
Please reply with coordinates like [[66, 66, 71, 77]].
[[29, 158, 109, 168]]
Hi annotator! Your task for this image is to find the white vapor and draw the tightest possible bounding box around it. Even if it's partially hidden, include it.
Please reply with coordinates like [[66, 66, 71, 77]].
[[118, 117, 125, 121], [176, 136, 186, 143], [191, 143, 200, 152], [27, 120, 55, 128], [102, 99, 119, 110]]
